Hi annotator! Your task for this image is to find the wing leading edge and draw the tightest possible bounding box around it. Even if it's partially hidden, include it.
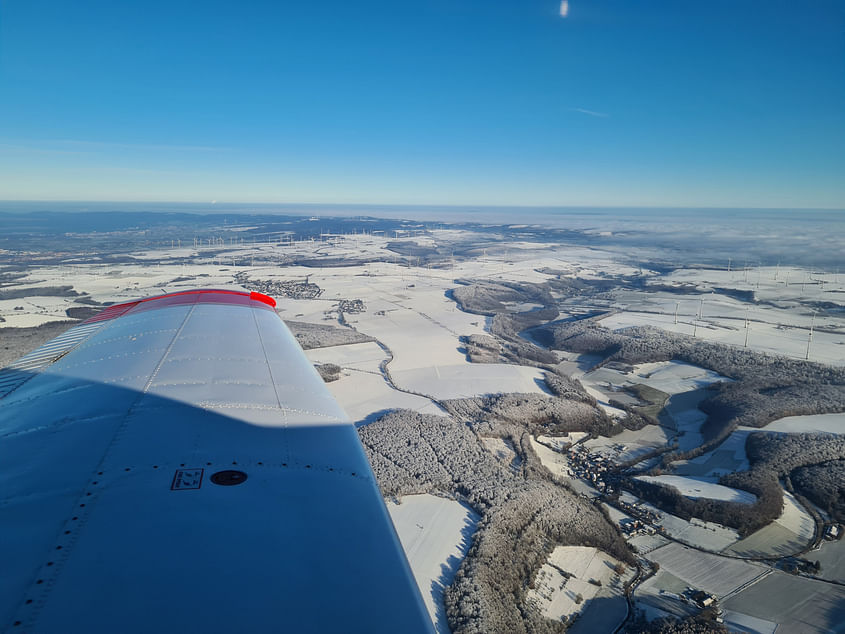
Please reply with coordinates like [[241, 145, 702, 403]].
[[0, 290, 433, 633]]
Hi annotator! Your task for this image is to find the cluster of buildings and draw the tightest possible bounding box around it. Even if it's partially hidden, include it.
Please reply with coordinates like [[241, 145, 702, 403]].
[[618, 517, 657, 537], [567, 445, 616, 494], [615, 498, 663, 535], [236, 275, 324, 300], [680, 587, 718, 610], [338, 299, 365, 314]]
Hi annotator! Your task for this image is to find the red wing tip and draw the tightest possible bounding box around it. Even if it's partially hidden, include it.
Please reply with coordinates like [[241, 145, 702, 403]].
[[83, 289, 277, 324], [249, 291, 277, 308]]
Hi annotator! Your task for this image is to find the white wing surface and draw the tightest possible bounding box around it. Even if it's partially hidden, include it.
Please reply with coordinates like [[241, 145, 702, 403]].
[[0, 290, 433, 633]]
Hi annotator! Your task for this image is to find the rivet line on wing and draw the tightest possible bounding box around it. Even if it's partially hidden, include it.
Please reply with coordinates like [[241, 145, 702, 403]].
[[7, 304, 198, 631]]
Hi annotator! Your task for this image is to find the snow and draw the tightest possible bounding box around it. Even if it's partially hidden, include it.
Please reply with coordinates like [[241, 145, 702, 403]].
[[267, 257, 552, 402], [325, 369, 443, 425], [480, 437, 521, 471], [577, 360, 729, 450], [390, 363, 546, 400], [774, 492, 816, 539], [304, 339, 443, 424], [749, 412, 845, 435], [632, 499, 742, 551], [674, 414, 845, 480], [584, 425, 673, 464], [626, 360, 728, 394], [646, 542, 768, 600], [725, 492, 816, 558], [387, 495, 480, 634], [636, 475, 757, 504], [0, 313, 74, 328], [599, 282, 845, 367], [526, 546, 632, 627], [673, 429, 752, 478], [536, 432, 588, 449], [721, 610, 778, 634], [530, 435, 572, 478], [304, 341, 385, 370]]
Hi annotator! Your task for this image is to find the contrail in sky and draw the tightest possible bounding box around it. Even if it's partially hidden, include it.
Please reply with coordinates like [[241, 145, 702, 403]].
[[571, 107, 609, 118]]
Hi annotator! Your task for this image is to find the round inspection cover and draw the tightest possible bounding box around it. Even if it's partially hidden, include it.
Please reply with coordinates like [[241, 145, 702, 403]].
[[210, 470, 248, 486]]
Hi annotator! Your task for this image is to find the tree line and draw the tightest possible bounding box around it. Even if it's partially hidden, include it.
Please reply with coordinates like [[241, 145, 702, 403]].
[[358, 410, 632, 634]]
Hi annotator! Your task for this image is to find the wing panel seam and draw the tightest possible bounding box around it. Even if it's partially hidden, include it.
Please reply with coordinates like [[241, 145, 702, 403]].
[[250, 306, 291, 466], [6, 303, 198, 631]]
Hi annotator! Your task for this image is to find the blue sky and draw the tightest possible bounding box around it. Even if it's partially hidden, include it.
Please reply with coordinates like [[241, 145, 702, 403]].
[[1, 0, 843, 207]]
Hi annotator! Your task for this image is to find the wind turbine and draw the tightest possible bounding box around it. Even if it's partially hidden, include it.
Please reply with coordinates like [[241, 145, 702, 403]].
[[805, 311, 816, 360]]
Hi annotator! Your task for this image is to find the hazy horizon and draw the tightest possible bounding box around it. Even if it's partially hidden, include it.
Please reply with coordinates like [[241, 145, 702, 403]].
[[2, 202, 842, 269]]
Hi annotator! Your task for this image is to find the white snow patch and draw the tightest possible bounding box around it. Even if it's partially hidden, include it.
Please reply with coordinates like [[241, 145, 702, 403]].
[[637, 475, 756, 504], [387, 495, 479, 634], [530, 435, 572, 478], [751, 412, 845, 435], [480, 437, 522, 471], [627, 360, 728, 394], [526, 546, 632, 626]]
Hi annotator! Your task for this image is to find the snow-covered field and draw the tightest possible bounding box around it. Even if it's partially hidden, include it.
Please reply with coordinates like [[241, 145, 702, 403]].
[[537, 432, 589, 449], [584, 425, 673, 464], [328, 369, 444, 424], [623, 361, 728, 394], [387, 495, 480, 634], [722, 571, 845, 634], [262, 257, 552, 402], [579, 360, 730, 460], [304, 340, 443, 423], [0, 312, 73, 328], [813, 535, 845, 584], [654, 511, 741, 552], [304, 341, 385, 369], [673, 413, 845, 481], [529, 435, 573, 478], [636, 475, 756, 504], [621, 495, 742, 551], [526, 546, 631, 629], [720, 611, 778, 634], [672, 429, 752, 478], [600, 274, 845, 366], [480, 437, 521, 471], [725, 492, 816, 558], [644, 542, 768, 600], [746, 412, 845, 435]]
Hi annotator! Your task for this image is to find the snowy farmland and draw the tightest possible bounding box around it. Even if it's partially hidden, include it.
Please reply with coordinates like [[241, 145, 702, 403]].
[[636, 475, 756, 504], [644, 542, 768, 600], [579, 359, 730, 458], [387, 495, 480, 634], [526, 546, 632, 632], [530, 435, 572, 478], [583, 424, 673, 464], [304, 340, 443, 424], [747, 412, 845, 435], [724, 492, 816, 558], [722, 572, 845, 634], [600, 264, 845, 367], [672, 429, 752, 478], [622, 360, 728, 394], [623, 495, 742, 551]]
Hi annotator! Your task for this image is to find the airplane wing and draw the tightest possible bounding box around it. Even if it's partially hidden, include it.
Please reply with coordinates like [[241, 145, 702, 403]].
[[0, 289, 433, 633]]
